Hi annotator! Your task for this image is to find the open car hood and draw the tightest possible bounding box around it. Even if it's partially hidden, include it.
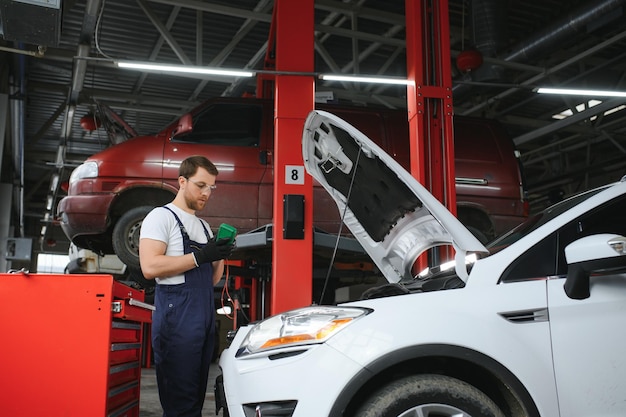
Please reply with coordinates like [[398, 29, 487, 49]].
[[96, 102, 138, 145], [302, 110, 488, 283]]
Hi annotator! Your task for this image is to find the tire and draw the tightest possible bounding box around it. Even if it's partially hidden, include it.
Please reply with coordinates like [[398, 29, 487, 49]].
[[112, 206, 154, 270], [355, 374, 505, 417], [127, 266, 156, 289]]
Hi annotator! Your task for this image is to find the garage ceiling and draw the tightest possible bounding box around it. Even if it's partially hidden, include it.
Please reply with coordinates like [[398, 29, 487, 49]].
[[1, 0, 625, 254]]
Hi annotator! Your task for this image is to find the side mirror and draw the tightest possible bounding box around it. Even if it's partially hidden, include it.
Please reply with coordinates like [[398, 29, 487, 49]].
[[564, 234, 626, 299], [171, 113, 193, 138]]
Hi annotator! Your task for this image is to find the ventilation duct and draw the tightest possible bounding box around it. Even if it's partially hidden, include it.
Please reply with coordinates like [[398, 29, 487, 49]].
[[504, 0, 626, 63], [455, 0, 626, 94], [470, 0, 506, 82]]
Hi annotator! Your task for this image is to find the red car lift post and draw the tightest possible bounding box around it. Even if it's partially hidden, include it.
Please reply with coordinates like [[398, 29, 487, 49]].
[[271, 0, 315, 315], [405, 0, 456, 269]]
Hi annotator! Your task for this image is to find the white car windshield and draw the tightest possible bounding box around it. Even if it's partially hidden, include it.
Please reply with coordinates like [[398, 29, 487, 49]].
[[486, 185, 609, 255]]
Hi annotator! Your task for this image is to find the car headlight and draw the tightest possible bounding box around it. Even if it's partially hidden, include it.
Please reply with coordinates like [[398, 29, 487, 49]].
[[69, 161, 98, 185], [235, 306, 371, 357]]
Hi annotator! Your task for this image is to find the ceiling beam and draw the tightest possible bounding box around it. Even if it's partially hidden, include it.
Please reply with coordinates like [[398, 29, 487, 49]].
[[513, 98, 626, 146], [136, 0, 193, 65]]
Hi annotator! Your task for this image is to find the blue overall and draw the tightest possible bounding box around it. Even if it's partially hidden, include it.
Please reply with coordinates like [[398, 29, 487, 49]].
[[152, 206, 216, 417]]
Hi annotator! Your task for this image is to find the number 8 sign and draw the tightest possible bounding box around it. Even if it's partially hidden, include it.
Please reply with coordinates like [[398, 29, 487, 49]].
[[285, 165, 305, 185]]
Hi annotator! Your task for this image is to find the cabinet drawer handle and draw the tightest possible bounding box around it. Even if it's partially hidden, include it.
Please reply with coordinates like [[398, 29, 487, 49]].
[[108, 399, 139, 417], [112, 321, 141, 330], [129, 298, 156, 311], [109, 361, 140, 375], [111, 342, 141, 351], [108, 380, 139, 397]]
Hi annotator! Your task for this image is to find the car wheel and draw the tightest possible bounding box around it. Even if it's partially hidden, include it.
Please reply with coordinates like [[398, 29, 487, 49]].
[[126, 266, 155, 301], [112, 206, 154, 269], [355, 374, 504, 417]]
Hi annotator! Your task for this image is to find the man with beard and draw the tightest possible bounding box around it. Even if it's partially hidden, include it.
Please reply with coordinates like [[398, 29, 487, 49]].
[[139, 155, 234, 417]]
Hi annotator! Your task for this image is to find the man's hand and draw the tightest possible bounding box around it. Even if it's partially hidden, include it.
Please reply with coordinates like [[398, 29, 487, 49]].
[[193, 237, 235, 265]]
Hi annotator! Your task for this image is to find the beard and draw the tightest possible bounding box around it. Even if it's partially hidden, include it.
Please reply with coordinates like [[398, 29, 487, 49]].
[[184, 193, 207, 212]]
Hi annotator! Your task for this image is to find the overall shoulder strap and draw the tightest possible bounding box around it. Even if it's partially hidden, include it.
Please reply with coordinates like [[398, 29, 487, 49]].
[[161, 206, 190, 241], [197, 218, 211, 240], [162, 206, 210, 241]]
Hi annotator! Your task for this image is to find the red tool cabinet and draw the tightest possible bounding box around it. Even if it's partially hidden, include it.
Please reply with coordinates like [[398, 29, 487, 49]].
[[0, 273, 153, 417]]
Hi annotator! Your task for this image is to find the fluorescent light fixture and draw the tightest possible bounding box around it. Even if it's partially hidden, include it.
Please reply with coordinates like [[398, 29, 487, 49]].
[[320, 74, 411, 85], [536, 87, 626, 97], [116, 63, 411, 84], [117, 61, 255, 77]]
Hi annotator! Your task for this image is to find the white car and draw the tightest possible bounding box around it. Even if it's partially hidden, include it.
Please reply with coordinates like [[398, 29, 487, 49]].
[[215, 110, 626, 417]]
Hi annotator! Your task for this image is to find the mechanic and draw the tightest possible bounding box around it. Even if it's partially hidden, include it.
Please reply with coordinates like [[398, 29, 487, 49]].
[[139, 155, 234, 417]]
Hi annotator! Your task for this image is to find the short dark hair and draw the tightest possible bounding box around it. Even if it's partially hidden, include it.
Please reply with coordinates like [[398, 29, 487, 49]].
[[179, 155, 219, 178]]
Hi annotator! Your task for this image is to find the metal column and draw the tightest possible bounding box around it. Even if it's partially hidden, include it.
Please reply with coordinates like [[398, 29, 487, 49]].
[[405, 0, 456, 267], [271, 0, 315, 314]]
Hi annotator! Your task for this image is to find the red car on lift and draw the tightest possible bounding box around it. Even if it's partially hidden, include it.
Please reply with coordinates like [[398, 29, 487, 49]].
[[57, 97, 527, 276]]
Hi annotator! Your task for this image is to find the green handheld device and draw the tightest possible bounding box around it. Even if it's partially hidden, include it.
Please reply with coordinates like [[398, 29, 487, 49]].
[[216, 223, 237, 244]]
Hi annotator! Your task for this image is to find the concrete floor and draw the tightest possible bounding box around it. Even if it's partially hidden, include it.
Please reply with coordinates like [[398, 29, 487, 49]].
[[139, 365, 224, 416]]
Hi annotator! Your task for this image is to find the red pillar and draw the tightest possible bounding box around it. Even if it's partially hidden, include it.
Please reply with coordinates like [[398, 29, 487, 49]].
[[271, 0, 315, 314], [405, 0, 456, 265]]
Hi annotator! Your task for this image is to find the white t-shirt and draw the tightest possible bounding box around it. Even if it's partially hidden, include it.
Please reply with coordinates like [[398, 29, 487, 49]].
[[140, 203, 214, 285]]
